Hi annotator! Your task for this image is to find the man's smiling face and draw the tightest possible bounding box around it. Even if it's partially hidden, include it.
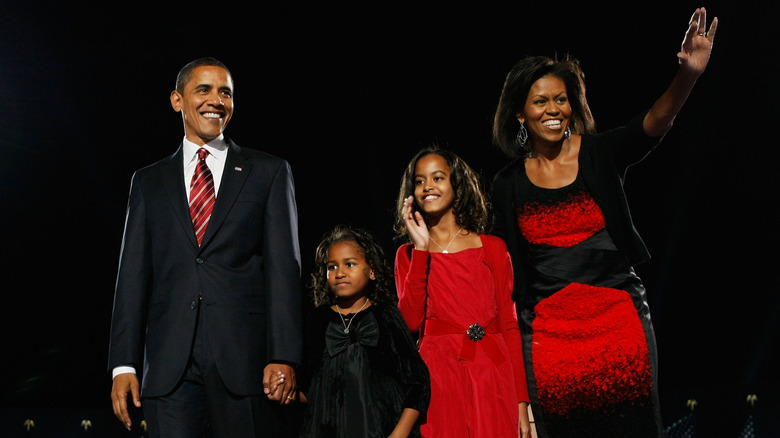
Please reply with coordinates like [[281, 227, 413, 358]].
[[170, 65, 234, 145]]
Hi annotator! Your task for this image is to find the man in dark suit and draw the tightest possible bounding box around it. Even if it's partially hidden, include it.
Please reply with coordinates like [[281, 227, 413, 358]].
[[108, 57, 302, 437]]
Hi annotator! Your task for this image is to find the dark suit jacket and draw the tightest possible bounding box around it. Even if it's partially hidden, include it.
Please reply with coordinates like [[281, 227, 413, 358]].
[[108, 139, 302, 398]]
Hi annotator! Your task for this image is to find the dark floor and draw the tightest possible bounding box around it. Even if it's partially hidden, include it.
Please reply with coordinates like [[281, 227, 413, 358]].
[[1, 393, 777, 437]]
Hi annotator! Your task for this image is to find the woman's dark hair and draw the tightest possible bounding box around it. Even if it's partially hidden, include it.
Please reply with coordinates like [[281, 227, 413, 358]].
[[493, 54, 596, 158], [309, 224, 396, 307], [393, 146, 489, 241]]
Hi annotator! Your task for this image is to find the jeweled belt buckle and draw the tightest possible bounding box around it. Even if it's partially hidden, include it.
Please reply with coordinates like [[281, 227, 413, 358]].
[[467, 323, 485, 342]]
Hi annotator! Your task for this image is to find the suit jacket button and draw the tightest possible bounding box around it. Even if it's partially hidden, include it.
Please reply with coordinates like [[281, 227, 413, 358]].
[[195, 258, 204, 264], [190, 301, 198, 310]]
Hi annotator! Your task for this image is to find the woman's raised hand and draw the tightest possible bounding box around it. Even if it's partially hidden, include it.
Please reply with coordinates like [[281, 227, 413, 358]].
[[678, 7, 718, 76]]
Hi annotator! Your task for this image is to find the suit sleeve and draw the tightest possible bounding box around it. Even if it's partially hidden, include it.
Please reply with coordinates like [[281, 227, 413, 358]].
[[265, 160, 303, 365], [108, 171, 151, 372]]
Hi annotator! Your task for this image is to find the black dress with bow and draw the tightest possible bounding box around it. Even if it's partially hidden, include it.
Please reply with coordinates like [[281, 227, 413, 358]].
[[299, 302, 430, 438]]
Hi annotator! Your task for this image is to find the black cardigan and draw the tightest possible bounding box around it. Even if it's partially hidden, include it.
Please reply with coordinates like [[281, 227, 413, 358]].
[[490, 111, 664, 305]]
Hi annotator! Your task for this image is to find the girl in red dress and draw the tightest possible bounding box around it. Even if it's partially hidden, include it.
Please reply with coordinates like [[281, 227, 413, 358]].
[[393, 146, 532, 438]]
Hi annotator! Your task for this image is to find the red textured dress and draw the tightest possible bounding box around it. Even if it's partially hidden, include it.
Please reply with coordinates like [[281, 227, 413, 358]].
[[517, 173, 662, 437], [395, 234, 529, 438]]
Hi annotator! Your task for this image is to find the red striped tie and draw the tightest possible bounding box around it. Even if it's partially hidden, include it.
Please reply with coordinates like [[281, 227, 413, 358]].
[[189, 148, 215, 245]]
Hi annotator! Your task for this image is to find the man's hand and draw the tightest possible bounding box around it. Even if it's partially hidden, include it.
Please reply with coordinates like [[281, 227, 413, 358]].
[[263, 363, 297, 404], [111, 373, 141, 430]]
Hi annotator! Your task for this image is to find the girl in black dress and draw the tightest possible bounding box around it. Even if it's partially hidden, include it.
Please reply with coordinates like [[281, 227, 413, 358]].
[[298, 224, 430, 438]]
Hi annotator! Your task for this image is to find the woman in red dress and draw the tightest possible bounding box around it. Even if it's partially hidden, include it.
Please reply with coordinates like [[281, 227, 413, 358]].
[[489, 8, 717, 437], [393, 146, 531, 437]]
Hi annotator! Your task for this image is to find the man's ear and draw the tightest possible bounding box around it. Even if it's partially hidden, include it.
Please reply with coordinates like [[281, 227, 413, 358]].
[[170, 91, 182, 112]]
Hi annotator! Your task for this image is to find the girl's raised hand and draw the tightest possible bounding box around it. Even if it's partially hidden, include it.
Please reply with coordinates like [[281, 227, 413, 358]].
[[403, 196, 430, 251]]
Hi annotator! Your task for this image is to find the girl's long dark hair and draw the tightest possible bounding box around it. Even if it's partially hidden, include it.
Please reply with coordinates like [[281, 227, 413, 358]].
[[393, 146, 489, 242]]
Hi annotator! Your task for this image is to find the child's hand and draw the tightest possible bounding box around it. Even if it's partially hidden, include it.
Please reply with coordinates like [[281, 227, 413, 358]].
[[403, 196, 430, 251]]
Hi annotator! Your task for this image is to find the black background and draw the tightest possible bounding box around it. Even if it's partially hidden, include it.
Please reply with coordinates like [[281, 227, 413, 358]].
[[2, 0, 778, 435]]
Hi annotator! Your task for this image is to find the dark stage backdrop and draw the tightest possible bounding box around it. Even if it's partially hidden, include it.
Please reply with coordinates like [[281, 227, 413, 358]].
[[2, 1, 778, 436]]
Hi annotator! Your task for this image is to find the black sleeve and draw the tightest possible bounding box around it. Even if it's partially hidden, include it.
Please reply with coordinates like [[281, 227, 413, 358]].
[[379, 305, 431, 414]]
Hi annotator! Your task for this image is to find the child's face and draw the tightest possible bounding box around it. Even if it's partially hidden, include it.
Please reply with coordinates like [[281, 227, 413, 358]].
[[413, 153, 454, 218], [326, 241, 375, 301]]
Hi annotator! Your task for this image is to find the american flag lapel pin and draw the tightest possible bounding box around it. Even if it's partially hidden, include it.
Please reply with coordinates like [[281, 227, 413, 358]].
[[234, 166, 243, 172]]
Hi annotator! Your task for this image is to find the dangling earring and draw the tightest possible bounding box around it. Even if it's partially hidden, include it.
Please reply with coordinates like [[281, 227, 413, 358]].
[[516, 122, 528, 147], [564, 126, 571, 140]]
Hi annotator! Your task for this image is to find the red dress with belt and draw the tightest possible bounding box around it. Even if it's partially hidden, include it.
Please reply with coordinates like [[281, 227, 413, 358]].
[[395, 234, 529, 438]]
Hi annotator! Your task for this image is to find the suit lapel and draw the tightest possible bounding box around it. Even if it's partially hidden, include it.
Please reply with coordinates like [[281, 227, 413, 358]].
[[199, 140, 252, 247], [163, 145, 200, 248]]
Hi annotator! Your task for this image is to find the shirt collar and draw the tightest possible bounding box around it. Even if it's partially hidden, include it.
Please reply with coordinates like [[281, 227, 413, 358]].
[[183, 135, 229, 164]]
